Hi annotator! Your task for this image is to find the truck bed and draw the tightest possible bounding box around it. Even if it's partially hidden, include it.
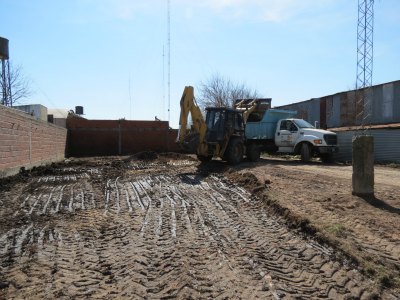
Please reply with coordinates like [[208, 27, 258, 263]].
[[246, 109, 297, 140]]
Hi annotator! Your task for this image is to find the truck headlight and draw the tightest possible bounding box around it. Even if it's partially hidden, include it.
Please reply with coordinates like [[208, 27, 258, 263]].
[[314, 139, 322, 145]]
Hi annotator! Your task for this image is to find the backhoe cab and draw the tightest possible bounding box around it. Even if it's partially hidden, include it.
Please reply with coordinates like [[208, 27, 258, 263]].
[[204, 107, 246, 164], [177, 86, 247, 164]]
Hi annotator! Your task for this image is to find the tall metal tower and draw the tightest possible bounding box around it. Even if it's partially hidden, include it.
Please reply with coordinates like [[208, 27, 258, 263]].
[[167, 0, 171, 123], [162, 44, 165, 120], [355, 0, 375, 131], [0, 36, 12, 107]]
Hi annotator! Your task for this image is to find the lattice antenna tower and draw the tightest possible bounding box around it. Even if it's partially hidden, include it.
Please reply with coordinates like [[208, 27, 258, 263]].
[[162, 44, 165, 120], [355, 0, 375, 132], [0, 37, 12, 107], [167, 0, 171, 122]]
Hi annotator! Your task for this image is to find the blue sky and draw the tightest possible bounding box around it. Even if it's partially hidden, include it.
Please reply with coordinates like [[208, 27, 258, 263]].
[[1, 0, 399, 128]]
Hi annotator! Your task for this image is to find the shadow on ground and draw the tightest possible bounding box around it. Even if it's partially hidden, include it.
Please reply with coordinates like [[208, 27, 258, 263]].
[[359, 195, 400, 215]]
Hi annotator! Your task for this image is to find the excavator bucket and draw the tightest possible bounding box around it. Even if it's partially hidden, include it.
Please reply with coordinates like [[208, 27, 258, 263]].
[[235, 98, 271, 122]]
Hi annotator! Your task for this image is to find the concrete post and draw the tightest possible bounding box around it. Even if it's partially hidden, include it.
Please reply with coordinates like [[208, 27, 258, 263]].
[[352, 135, 374, 195]]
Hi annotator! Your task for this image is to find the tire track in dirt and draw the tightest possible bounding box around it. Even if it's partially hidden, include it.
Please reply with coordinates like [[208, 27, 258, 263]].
[[0, 159, 391, 299], [266, 165, 400, 273]]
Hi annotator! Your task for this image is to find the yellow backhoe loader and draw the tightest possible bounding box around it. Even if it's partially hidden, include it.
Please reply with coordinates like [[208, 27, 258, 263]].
[[176, 86, 258, 164]]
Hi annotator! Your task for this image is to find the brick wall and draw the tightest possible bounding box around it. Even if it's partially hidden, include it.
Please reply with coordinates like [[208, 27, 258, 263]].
[[0, 105, 67, 177], [67, 117, 181, 156]]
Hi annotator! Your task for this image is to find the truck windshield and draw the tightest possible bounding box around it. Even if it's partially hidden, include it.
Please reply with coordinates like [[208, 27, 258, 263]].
[[294, 119, 314, 128]]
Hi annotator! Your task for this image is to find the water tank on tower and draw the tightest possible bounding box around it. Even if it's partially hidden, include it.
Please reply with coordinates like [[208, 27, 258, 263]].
[[1, 36, 12, 106], [0, 37, 9, 59], [75, 106, 84, 115]]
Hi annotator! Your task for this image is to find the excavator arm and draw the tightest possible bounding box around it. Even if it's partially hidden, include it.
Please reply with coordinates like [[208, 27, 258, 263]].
[[177, 86, 208, 155], [235, 99, 258, 123]]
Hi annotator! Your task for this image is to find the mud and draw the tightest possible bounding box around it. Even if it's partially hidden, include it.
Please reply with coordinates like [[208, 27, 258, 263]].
[[243, 156, 400, 294], [0, 153, 398, 299]]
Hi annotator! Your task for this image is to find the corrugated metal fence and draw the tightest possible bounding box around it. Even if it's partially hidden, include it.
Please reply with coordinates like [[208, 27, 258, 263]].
[[275, 80, 400, 163], [277, 80, 400, 129], [333, 129, 400, 163]]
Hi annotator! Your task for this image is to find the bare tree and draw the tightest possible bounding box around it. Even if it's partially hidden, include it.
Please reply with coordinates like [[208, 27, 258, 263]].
[[1, 63, 33, 105], [197, 73, 259, 109]]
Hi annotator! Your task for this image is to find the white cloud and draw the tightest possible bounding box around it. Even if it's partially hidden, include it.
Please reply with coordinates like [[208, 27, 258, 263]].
[[76, 0, 338, 24], [103, 0, 145, 20], [76, 0, 150, 21], [183, 0, 336, 23]]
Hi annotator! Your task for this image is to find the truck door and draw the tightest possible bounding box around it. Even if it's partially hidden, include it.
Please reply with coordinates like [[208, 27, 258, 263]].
[[275, 120, 299, 147]]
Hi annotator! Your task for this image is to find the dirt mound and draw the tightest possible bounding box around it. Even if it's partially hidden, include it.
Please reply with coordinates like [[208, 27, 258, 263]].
[[159, 152, 196, 161], [0, 172, 29, 192], [227, 171, 264, 193], [194, 161, 227, 178], [30, 163, 66, 176], [0, 163, 65, 192], [260, 194, 318, 236], [132, 151, 158, 160]]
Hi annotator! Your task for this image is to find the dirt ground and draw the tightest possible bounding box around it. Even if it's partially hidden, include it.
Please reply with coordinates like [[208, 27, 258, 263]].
[[236, 156, 400, 293], [0, 153, 398, 299]]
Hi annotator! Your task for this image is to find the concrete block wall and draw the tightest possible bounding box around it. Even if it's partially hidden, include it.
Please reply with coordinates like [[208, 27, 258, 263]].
[[67, 117, 181, 157], [0, 105, 67, 177]]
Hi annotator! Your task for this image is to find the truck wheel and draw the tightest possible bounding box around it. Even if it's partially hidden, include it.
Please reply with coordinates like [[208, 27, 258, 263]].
[[246, 144, 260, 162], [300, 143, 311, 162], [226, 138, 244, 165], [320, 153, 333, 163], [197, 155, 212, 163]]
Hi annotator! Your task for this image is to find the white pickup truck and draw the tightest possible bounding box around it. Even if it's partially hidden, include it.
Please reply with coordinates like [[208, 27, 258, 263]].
[[245, 109, 339, 162]]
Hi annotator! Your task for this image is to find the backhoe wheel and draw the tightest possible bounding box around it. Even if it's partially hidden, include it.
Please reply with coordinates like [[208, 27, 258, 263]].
[[226, 138, 244, 165], [197, 155, 212, 163], [246, 144, 261, 162], [300, 143, 311, 163]]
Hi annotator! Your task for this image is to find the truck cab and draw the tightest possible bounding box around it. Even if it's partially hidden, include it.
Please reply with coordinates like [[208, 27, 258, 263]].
[[245, 109, 339, 162], [275, 118, 338, 162]]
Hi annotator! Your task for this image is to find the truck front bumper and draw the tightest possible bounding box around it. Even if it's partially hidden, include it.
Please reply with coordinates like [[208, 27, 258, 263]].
[[317, 146, 339, 154]]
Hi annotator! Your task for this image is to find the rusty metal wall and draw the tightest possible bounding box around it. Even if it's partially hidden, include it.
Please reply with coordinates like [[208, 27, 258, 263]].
[[326, 94, 341, 128], [340, 91, 357, 126], [370, 82, 394, 124], [275, 98, 321, 127], [319, 98, 327, 128], [395, 82, 400, 121], [277, 80, 400, 128], [333, 129, 400, 163]]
